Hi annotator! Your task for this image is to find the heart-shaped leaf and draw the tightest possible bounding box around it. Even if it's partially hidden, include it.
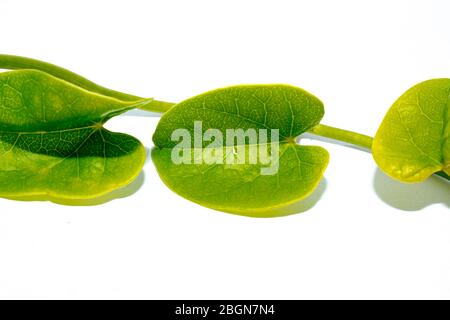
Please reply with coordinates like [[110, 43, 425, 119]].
[[373, 79, 450, 182], [0, 69, 147, 200], [152, 85, 329, 216]]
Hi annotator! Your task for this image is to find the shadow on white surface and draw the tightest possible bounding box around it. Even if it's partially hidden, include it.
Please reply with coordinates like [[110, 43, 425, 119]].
[[144, 147, 153, 165], [4, 172, 145, 207], [373, 169, 450, 211], [123, 109, 162, 117]]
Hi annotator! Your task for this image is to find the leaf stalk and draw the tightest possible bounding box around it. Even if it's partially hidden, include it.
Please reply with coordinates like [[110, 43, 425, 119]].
[[309, 124, 449, 182], [308, 124, 373, 150], [1, 54, 447, 182]]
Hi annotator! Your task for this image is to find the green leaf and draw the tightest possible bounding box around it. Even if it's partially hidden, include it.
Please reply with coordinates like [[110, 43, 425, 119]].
[[152, 85, 329, 216], [0, 69, 147, 200], [0, 54, 174, 113], [373, 79, 450, 182]]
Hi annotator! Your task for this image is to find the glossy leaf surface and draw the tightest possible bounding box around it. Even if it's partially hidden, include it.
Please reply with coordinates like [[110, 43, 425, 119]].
[[152, 85, 329, 216], [0, 70, 146, 200], [373, 79, 450, 182]]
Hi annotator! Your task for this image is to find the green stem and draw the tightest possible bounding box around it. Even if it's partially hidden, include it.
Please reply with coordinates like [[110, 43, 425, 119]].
[[308, 124, 373, 150], [435, 171, 450, 181], [309, 124, 449, 181], [1, 54, 448, 182], [0, 54, 139, 101], [0, 54, 174, 112], [145, 101, 176, 113]]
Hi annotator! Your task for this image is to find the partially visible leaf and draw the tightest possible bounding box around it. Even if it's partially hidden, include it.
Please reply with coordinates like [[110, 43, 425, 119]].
[[152, 85, 329, 216], [373, 79, 450, 182], [0, 69, 147, 200], [0, 54, 174, 113], [153, 85, 325, 147], [152, 144, 328, 216]]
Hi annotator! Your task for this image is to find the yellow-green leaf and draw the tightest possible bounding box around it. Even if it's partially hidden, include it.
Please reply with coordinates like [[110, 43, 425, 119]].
[[373, 79, 450, 182], [0, 69, 146, 200], [152, 85, 329, 216]]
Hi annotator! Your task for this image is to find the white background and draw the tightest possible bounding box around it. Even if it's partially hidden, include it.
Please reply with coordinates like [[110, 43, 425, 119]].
[[0, 0, 449, 299]]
